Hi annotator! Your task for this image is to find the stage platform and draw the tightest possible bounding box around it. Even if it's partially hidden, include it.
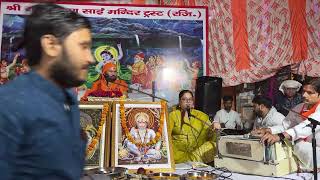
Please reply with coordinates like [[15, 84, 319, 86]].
[[174, 165, 317, 180], [81, 164, 319, 179]]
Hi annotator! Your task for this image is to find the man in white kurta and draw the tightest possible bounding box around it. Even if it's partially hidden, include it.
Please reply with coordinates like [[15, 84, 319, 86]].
[[261, 78, 320, 170], [252, 103, 306, 136], [251, 96, 285, 134], [213, 96, 242, 129]]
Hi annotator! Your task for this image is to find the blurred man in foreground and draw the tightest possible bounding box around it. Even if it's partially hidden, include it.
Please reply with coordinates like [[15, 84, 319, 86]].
[[0, 3, 94, 179]]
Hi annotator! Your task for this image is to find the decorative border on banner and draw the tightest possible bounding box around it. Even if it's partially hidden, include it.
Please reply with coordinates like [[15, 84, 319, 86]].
[[0, 0, 208, 75]]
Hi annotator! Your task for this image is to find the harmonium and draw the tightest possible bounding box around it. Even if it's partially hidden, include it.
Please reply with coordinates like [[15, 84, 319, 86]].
[[214, 135, 297, 176]]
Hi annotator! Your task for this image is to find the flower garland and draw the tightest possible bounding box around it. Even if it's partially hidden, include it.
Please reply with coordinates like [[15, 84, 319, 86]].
[[120, 101, 165, 148], [88, 89, 123, 98], [86, 103, 109, 156]]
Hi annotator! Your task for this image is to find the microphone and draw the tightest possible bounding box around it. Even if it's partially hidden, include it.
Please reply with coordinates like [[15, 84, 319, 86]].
[[184, 107, 223, 158], [186, 108, 213, 128], [186, 106, 191, 117]]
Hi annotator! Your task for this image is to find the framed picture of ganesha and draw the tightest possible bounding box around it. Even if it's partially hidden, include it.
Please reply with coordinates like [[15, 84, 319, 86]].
[[111, 101, 175, 172], [79, 102, 111, 170]]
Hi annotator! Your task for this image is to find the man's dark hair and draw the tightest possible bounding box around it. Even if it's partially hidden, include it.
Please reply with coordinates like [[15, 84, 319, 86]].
[[306, 78, 320, 94], [23, 3, 91, 66], [179, 90, 193, 100], [223, 95, 233, 102], [252, 95, 272, 109]]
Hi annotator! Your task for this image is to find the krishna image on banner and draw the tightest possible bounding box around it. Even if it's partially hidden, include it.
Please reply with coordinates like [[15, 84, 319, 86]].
[[111, 101, 174, 171]]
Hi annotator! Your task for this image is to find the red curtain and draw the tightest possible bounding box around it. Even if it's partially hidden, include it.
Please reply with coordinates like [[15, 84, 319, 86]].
[[161, 0, 320, 86]]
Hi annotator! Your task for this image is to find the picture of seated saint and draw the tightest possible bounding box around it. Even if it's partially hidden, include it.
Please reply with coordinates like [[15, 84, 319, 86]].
[[122, 112, 162, 162]]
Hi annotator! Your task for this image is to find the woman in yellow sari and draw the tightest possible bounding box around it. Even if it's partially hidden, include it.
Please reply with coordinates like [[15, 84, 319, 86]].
[[169, 90, 215, 164]]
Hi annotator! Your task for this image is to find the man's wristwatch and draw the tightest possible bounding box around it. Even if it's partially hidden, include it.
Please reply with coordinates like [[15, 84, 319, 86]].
[[277, 133, 285, 143]]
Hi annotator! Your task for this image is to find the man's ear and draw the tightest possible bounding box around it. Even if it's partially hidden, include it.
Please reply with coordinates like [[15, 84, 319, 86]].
[[40, 35, 61, 57]]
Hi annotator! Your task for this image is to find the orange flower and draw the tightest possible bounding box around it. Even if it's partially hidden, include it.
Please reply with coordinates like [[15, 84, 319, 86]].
[[85, 103, 108, 156]]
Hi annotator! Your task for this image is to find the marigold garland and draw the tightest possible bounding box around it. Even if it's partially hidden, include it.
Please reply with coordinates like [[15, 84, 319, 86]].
[[86, 103, 109, 156], [120, 101, 165, 148]]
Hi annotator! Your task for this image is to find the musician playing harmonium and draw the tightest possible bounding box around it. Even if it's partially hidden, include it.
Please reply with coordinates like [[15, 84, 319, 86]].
[[259, 78, 320, 171], [250, 95, 285, 135]]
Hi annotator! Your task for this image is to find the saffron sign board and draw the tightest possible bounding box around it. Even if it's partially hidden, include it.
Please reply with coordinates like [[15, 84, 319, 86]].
[[111, 101, 174, 172], [0, 1, 207, 106]]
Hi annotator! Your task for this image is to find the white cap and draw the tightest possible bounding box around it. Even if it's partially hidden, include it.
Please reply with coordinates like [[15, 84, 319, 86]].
[[279, 80, 302, 93]]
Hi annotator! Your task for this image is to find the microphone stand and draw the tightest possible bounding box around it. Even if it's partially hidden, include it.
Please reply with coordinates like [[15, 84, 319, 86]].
[[152, 81, 156, 102], [187, 109, 222, 158], [282, 106, 319, 179], [309, 117, 319, 180], [106, 79, 169, 102]]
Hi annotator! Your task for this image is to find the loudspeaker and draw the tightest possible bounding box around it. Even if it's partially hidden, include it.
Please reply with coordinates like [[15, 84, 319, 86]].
[[194, 76, 222, 120]]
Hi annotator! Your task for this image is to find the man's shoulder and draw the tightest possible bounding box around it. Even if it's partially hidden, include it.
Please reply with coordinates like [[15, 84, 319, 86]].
[[273, 108, 285, 119], [229, 109, 239, 114], [214, 109, 224, 117], [0, 77, 32, 119], [0, 76, 30, 99], [216, 109, 223, 113], [292, 103, 305, 111], [0, 75, 48, 112]]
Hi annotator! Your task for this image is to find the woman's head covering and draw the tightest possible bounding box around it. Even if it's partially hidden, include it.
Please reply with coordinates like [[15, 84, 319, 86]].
[[279, 80, 302, 93]]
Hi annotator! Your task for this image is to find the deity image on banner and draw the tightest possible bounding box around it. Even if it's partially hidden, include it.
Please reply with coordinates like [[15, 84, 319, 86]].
[[1, 7, 207, 107]]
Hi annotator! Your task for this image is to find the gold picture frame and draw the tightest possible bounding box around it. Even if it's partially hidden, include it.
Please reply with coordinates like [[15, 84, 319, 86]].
[[111, 101, 175, 172], [79, 102, 111, 170]]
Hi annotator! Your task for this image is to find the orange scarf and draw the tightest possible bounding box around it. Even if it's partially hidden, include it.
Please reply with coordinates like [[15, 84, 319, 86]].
[[301, 101, 320, 119], [298, 101, 320, 141]]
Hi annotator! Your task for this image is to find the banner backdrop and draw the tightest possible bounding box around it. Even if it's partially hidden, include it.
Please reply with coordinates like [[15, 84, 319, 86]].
[[0, 1, 207, 106]]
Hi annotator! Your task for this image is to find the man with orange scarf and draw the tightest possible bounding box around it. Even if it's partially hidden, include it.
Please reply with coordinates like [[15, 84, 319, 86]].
[[81, 62, 128, 101], [260, 78, 320, 170]]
